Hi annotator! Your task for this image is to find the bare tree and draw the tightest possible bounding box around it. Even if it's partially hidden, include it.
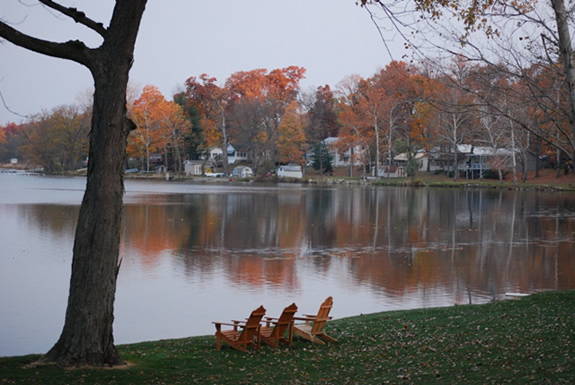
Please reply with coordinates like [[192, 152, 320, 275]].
[[0, 0, 147, 366], [362, 0, 575, 166], [302, 85, 339, 175]]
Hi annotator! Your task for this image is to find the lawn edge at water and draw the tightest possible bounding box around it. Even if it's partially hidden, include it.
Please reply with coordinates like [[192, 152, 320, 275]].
[[2, 290, 573, 384]]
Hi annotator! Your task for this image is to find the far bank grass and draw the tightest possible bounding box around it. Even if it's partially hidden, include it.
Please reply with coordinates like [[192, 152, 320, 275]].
[[1, 290, 574, 384], [368, 174, 575, 191]]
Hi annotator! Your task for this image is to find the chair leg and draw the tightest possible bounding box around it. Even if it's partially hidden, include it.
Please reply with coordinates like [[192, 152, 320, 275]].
[[294, 328, 326, 345], [216, 335, 222, 350], [319, 333, 337, 343], [255, 328, 262, 350]]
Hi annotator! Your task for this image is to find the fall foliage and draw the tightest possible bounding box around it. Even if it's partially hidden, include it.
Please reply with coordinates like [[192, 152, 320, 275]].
[[128, 85, 192, 173], [3, 54, 575, 181], [278, 101, 307, 165]]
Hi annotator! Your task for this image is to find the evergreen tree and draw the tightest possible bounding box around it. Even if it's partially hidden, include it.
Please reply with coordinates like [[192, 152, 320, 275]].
[[311, 141, 333, 174]]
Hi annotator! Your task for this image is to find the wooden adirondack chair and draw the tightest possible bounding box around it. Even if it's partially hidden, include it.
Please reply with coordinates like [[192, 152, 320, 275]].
[[213, 305, 266, 351], [293, 296, 337, 345], [260, 303, 298, 347]]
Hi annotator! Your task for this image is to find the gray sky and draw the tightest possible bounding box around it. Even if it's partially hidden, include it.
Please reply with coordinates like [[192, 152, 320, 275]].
[[1, 0, 404, 125]]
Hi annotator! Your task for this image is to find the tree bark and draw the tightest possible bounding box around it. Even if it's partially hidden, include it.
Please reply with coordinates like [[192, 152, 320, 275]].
[[551, 0, 575, 162], [1, 0, 147, 367]]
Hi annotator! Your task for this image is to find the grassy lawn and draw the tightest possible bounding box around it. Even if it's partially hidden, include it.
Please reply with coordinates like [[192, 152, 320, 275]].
[[302, 168, 575, 191], [1, 290, 574, 384]]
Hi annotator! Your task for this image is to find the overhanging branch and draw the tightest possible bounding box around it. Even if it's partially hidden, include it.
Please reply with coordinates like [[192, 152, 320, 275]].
[[0, 20, 96, 70], [38, 0, 108, 38]]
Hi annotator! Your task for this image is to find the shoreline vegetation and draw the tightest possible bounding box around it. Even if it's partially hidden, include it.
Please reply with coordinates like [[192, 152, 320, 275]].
[[96, 170, 575, 192], [3, 164, 575, 191], [1, 290, 573, 384]]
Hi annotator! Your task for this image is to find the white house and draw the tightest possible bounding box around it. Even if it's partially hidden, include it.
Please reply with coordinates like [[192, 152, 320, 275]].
[[277, 165, 303, 178], [184, 160, 204, 176], [203, 143, 249, 165], [437, 145, 538, 179], [378, 165, 405, 178], [393, 152, 429, 172], [231, 166, 254, 178], [324, 137, 364, 167]]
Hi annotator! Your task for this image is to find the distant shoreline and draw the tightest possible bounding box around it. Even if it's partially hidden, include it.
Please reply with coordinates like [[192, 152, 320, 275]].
[[2, 164, 575, 191]]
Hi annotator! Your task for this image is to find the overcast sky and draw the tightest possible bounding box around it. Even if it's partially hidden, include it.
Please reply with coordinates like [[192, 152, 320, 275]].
[[1, 0, 405, 125]]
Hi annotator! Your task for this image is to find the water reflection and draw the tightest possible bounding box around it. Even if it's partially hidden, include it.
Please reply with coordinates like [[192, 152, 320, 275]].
[[123, 186, 575, 297], [1, 176, 574, 357]]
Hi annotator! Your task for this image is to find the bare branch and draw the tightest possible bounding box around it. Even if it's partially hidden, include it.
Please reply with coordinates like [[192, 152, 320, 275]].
[[37, 0, 107, 38], [0, 87, 28, 119], [0, 20, 95, 69]]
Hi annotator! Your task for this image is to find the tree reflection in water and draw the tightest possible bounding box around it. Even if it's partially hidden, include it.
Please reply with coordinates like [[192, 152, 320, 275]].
[[1, 177, 574, 356]]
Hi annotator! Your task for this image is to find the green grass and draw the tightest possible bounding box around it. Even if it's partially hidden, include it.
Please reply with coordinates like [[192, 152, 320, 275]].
[[2, 290, 574, 384], [368, 176, 575, 191]]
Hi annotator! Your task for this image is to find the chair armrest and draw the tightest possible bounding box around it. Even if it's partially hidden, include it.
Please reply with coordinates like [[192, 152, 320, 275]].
[[213, 320, 246, 332], [263, 316, 279, 327], [263, 318, 294, 327], [212, 321, 244, 327]]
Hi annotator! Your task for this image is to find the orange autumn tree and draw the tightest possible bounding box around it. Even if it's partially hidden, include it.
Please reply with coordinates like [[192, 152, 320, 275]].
[[184, 74, 231, 174], [129, 85, 165, 172], [0, 122, 21, 164], [355, 77, 389, 177], [156, 99, 191, 173], [0, 125, 6, 146], [371, 61, 432, 178], [336, 74, 372, 176], [278, 100, 307, 166], [335, 62, 433, 178], [227, 66, 306, 172], [20, 106, 89, 172], [129, 85, 191, 172]]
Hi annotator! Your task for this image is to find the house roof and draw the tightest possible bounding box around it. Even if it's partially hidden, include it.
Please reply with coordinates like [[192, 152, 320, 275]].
[[280, 165, 302, 172], [451, 145, 517, 156], [394, 152, 427, 161], [324, 137, 339, 145]]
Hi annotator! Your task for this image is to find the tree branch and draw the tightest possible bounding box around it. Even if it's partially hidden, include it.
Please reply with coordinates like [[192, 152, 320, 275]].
[[0, 20, 96, 70], [38, 0, 108, 38]]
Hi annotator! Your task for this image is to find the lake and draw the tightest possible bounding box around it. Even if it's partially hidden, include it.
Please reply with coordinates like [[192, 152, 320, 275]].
[[1, 174, 574, 357]]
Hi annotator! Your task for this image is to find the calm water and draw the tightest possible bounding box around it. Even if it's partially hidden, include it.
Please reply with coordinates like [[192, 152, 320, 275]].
[[1, 174, 574, 357]]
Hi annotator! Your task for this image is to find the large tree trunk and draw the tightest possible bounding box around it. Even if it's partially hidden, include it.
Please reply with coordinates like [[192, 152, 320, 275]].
[[17, 0, 148, 367], [42, 74, 133, 367]]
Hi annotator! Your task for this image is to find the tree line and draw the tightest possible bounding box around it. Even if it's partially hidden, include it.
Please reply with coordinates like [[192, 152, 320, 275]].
[[2, 58, 574, 181]]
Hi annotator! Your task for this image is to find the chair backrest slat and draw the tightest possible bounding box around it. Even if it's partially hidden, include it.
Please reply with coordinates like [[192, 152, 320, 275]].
[[238, 305, 266, 340], [277, 303, 298, 325], [311, 297, 333, 334]]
